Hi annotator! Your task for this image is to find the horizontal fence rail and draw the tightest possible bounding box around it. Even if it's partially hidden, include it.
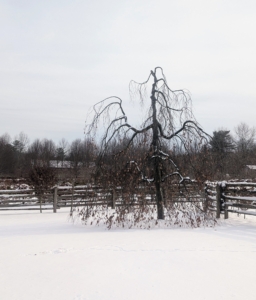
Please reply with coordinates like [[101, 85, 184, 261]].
[[205, 181, 256, 219], [2, 181, 256, 219], [0, 183, 205, 213]]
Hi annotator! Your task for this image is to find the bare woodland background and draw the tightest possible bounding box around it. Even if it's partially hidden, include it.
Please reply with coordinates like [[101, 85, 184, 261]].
[[1, 122, 256, 182]]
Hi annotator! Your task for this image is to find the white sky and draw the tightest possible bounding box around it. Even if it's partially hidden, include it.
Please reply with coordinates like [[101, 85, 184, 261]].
[[1, 0, 256, 143]]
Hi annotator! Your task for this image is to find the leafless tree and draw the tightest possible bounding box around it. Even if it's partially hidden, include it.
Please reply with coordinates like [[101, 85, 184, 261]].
[[0, 133, 15, 175], [0, 133, 11, 146], [14, 132, 29, 152], [231, 123, 256, 176], [28, 138, 56, 167], [69, 139, 84, 178], [234, 122, 256, 154], [56, 138, 70, 166], [29, 165, 56, 201], [12, 132, 30, 177], [83, 67, 211, 225], [82, 138, 97, 168]]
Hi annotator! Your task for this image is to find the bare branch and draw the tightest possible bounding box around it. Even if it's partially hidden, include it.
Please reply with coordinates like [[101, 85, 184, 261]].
[[82, 67, 212, 224]]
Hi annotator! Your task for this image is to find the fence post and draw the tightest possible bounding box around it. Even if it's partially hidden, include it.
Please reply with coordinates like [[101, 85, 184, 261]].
[[39, 194, 42, 213], [53, 186, 58, 213], [204, 183, 208, 213], [70, 181, 74, 212], [216, 183, 222, 218], [112, 188, 116, 209], [223, 183, 228, 219]]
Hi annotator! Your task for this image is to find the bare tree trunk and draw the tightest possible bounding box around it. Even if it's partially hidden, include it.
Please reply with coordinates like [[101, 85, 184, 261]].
[[151, 71, 165, 219], [155, 165, 164, 219]]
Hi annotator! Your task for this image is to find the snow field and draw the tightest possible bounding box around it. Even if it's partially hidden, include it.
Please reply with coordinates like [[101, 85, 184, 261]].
[[0, 208, 255, 300]]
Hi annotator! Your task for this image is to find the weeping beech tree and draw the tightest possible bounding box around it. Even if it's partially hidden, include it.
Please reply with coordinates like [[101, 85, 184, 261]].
[[81, 67, 212, 227]]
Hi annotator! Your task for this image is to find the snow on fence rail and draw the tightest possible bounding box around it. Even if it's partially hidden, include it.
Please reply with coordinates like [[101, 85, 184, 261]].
[[4, 181, 254, 218], [0, 183, 204, 213], [0, 185, 111, 213], [205, 181, 256, 219]]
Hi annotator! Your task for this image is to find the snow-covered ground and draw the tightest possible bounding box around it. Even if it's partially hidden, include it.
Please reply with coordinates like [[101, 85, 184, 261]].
[[0, 208, 255, 300]]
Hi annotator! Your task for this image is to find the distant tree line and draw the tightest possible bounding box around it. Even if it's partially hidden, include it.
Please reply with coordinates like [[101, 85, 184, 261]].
[[0, 121, 256, 180], [170, 122, 256, 181], [0, 133, 97, 179], [209, 122, 256, 179]]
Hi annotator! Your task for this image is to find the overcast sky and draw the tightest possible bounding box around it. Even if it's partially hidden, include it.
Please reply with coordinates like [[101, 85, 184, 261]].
[[1, 0, 256, 143]]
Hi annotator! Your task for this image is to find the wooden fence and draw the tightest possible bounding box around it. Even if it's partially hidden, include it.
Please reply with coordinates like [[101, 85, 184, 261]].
[[205, 181, 256, 219], [0, 185, 114, 213], [4, 181, 255, 218], [0, 182, 204, 213]]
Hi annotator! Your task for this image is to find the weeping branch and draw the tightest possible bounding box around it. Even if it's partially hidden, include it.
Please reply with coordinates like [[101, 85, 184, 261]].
[[82, 66, 213, 225]]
